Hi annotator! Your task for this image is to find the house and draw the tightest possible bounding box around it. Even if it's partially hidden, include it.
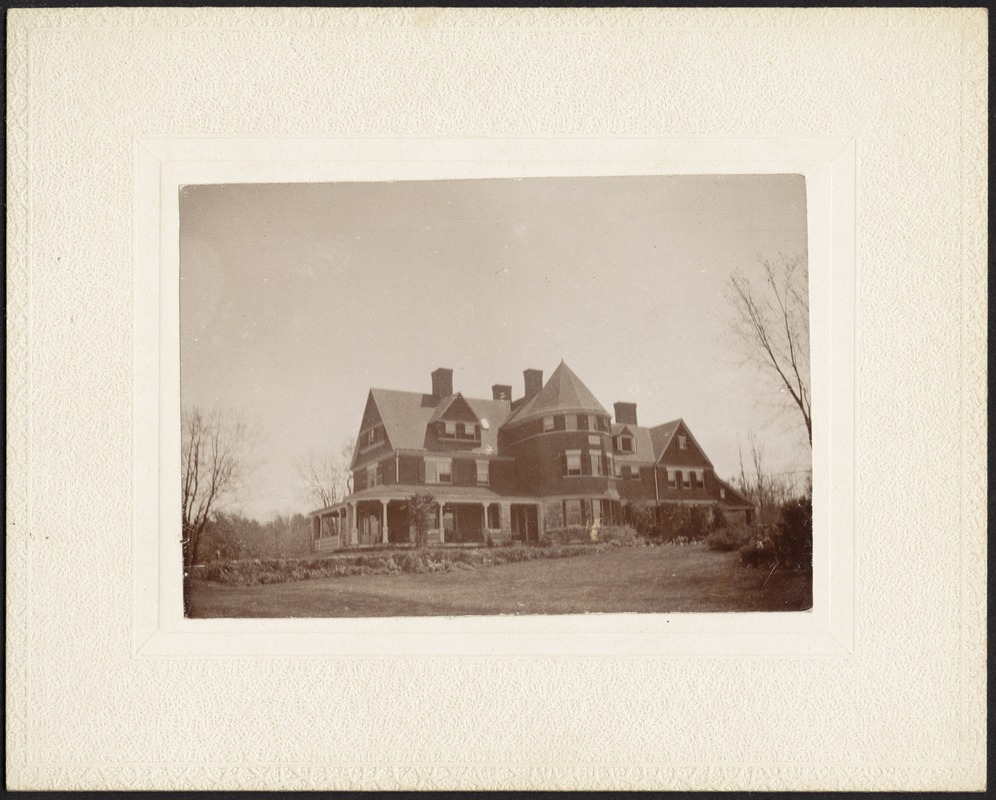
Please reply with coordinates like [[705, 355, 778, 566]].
[[310, 362, 752, 550]]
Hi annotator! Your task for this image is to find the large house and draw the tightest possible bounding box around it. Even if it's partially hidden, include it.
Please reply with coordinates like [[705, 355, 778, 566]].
[[310, 362, 752, 550]]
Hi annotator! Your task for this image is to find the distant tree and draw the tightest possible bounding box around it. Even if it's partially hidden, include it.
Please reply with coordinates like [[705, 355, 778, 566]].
[[728, 254, 812, 446], [181, 406, 255, 572], [297, 436, 355, 509], [406, 493, 436, 549]]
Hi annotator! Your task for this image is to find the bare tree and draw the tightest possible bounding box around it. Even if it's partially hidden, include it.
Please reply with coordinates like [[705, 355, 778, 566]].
[[728, 254, 812, 446], [297, 436, 355, 510], [737, 432, 798, 523], [181, 406, 254, 571]]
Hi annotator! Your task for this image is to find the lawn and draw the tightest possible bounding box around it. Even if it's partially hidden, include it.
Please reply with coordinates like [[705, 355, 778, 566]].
[[187, 543, 812, 617]]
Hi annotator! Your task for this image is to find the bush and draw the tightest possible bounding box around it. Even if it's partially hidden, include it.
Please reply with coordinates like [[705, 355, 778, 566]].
[[711, 503, 728, 532], [191, 542, 606, 586], [707, 523, 750, 552], [542, 526, 591, 545], [596, 524, 639, 547], [775, 495, 813, 569], [738, 523, 780, 569]]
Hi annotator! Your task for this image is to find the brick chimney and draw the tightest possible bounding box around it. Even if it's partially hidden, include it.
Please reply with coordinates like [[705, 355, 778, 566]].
[[523, 369, 543, 399], [492, 384, 512, 401], [431, 367, 453, 398], [614, 401, 638, 425]]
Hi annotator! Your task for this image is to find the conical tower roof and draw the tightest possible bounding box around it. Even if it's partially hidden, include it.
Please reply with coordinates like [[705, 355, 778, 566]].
[[505, 361, 608, 427]]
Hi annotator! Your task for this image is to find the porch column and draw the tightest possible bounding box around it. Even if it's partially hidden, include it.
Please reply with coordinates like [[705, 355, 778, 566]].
[[438, 504, 445, 543], [381, 499, 389, 544], [482, 503, 487, 538], [348, 503, 357, 545]]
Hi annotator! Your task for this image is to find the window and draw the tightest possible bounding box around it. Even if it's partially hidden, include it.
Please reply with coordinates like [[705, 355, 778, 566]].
[[618, 435, 633, 452], [367, 465, 379, 488], [480, 417, 490, 430], [543, 416, 554, 432], [588, 434, 601, 447], [678, 435, 688, 450], [476, 460, 490, 485], [683, 471, 691, 488], [589, 454, 602, 476], [631, 466, 643, 480], [425, 458, 452, 484], [614, 463, 623, 478], [564, 499, 584, 526], [674, 470, 683, 489], [361, 427, 379, 449], [720, 488, 726, 499], [565, 450, 582, 476], [587, 415, 597, 431], [566, 415, 579, 431], [444, 421, 456, 436], [667, 469, 677, 488]]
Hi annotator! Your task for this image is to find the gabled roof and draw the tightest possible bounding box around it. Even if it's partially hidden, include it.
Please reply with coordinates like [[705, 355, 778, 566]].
[[649, 418, 715, 468], [503, 361, 608, 428], [428, 392, 479, 424], [648, 419, 681, 460], [365, 388, 512, 455], [610, 423, 655, 463]]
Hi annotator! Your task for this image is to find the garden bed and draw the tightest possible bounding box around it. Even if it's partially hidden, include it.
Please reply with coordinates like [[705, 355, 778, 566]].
[[190, 542, 607, 586]]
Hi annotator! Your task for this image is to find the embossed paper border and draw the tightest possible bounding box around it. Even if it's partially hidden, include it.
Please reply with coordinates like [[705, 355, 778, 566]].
[[6, 8, 986, 791]]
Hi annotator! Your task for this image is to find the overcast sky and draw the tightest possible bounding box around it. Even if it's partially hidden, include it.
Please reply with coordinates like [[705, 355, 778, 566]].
[[180, 174, 810, 520]]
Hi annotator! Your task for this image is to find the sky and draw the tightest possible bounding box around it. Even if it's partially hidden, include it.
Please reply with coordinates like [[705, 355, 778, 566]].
[[179, 174, 811, 520]]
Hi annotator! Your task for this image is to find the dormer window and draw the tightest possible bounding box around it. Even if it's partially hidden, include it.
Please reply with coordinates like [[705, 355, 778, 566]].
[[616, 435, 633, 453], [678, 435, 688, 450]]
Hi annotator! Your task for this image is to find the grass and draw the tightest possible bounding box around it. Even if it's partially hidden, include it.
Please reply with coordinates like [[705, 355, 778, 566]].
[[187, 543, 812, 618]]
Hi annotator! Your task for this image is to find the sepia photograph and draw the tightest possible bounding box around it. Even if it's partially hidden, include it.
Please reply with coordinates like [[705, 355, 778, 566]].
[[180, 174, 814, 618]]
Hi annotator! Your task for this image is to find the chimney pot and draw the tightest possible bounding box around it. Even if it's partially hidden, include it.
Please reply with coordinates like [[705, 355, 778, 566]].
[[523, 369, 543, 399], [431, 367, 453, 398], [614, 401, 638, 425]]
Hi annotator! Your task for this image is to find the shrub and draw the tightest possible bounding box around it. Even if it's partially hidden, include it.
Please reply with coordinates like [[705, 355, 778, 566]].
[[775, 495, 813, 569], [707, 524, 750, 552], [542, 526, 590, 545], [739, 525, 778, 569], [597, 524, 639, 547]]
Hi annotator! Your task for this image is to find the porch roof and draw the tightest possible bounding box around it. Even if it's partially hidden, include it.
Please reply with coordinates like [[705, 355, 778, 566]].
[[344, 483, 544, 506]]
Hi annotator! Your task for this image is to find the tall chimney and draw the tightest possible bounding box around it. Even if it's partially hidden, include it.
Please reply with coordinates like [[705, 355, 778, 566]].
[[431, 367, 453, 398], [523, 369, 543, 399], [614, 401, 638, 425], [492, 384, 512, 401]]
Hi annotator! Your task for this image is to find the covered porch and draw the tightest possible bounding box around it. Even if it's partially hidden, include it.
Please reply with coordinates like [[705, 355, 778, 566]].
[[310, 487, 546, 551]]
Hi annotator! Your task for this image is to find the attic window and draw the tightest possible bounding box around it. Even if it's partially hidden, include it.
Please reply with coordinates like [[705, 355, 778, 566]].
[[565, 415, 579, 431], [618, 436, 633, 453], [678, 435, 688, 450], [720, 488, 726, 499], [543, 416, 554, 432]]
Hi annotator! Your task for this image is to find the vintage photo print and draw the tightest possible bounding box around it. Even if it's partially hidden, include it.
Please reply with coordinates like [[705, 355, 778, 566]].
[[179, 175, 813, 618]]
